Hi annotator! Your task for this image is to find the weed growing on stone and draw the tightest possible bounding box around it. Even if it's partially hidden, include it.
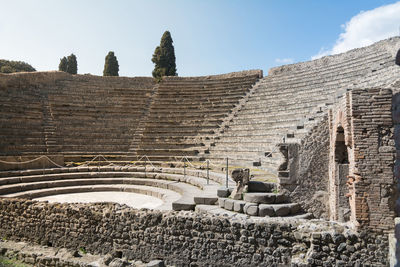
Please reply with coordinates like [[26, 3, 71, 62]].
[[0, 256, 31, 267]]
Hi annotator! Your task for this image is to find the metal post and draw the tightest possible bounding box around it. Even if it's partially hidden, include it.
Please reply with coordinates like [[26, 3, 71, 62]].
[[207, 160, 209, 185], [226, 157, 229, 188], [184, 162, 186, 178]]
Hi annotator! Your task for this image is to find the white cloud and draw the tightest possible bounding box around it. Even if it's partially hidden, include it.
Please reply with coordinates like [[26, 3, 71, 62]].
[[275, 58, 294, 64], [312, 1, 400, 60]]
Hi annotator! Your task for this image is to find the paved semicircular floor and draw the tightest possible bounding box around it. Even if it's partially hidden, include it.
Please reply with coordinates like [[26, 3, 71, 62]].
[[34, 191, 164, 209]]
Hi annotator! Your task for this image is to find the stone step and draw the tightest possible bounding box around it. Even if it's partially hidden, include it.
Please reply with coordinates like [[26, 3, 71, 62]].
[[243, 192, 288, 204], [217, 198, 306, 217], [247, 181, 277, 192]]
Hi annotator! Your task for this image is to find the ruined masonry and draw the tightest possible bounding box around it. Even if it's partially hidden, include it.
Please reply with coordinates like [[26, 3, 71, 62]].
[[1, 37, 400, 266]]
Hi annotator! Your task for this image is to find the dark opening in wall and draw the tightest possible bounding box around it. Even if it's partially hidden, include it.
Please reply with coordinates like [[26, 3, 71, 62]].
[[335, 127, 348, 164], [335, 126, 351, 222], [396, 48, 400, 66]]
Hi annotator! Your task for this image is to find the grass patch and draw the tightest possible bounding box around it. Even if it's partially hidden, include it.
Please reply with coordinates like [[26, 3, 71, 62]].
[[0, 256, 32, 267]]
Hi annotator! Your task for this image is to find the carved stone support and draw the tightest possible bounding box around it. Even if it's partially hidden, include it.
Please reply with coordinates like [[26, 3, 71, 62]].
[[229, 168, 250, 200]]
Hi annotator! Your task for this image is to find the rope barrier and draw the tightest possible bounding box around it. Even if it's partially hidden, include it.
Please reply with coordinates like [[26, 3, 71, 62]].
[[0, 153, 249, 184], [0, 155, 64, 168]]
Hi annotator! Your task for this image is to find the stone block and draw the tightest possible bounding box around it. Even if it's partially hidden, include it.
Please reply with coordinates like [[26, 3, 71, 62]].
[[233, 200, 246, 213], [172, 201, 196, 211], [224, 199, 235, 211], [217, 187, 232, 198], [290, 203, 301, 214], [247, 181, 276, 193], [259, 204, 275, 217], [218, 198, 226, 208], [273, 204, 291, 216], [244, 203, 258, 216], [275, 193, 288, 203], [194, 196, 218, 205], [244, 193, 275, 204]]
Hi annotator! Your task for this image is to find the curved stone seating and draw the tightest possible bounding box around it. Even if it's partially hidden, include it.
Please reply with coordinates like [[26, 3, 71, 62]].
[[0, 166, 222, 211], [13, 184, 180, 211], [135, 71, 262, 162], [206, 37, 400, 172]]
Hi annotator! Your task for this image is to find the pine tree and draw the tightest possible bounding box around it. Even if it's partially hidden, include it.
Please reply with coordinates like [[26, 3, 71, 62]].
[[103, 51, 119, 76], [152, 31, 177, 79], [66, 54, 77, 74], [58, 57, 68, 72]]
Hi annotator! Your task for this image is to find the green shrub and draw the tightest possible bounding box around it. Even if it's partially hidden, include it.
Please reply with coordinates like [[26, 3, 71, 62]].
[[0, 59, 35, 73]]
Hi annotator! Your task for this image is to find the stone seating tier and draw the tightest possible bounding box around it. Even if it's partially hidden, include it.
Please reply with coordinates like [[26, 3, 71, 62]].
[[0, 166, 222, 211], [206, 38, 400, 172], [135, 71, 262, 162]]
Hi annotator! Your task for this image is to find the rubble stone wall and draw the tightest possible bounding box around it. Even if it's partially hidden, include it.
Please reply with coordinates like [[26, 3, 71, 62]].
[[289, 118, 330, 220], [0, 198, 390, 266]]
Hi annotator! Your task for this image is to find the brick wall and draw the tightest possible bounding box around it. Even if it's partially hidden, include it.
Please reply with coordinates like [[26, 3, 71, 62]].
[[330, 88, 396, 232]]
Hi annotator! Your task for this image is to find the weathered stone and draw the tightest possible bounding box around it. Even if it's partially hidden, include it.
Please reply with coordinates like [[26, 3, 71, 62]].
[[217, 187, 231, 198], [247, 181, 275, 193], [243, 193, 275, 204], [273, 204, 290, 216], [224, 199, 234, 211], [258, 204, 275, 217], [229, 168, 250, 200], [147, 259, 165, 267], [233, 200, 246, 213], [243, 203, 258, 216]]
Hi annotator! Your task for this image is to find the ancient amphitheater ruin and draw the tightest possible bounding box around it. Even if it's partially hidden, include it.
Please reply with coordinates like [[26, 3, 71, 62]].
[[1, 37, 400, 266]]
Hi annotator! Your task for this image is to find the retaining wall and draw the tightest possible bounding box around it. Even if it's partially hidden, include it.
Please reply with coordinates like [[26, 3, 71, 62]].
[[0, 198, 390, 266]]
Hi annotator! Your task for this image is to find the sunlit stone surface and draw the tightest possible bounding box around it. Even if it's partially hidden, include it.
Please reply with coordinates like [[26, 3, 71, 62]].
[[34, 192, 164, 209]]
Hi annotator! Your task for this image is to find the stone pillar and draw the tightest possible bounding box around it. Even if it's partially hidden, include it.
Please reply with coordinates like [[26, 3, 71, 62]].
[[277, 143, 299, 191]]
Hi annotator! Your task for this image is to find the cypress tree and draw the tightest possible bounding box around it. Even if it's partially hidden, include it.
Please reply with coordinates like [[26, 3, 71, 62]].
[[103, 51, 119, 76], [66, 54, 77, 74], [152, 31, 177, 79], [58, 57, 68, 72]]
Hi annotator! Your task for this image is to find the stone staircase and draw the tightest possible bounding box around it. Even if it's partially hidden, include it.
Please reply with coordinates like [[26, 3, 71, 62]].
[[135, 70, 263, 162], [41, 92, 62, 153], [217, 180, 311, 218], [128, 83, 160, 156]]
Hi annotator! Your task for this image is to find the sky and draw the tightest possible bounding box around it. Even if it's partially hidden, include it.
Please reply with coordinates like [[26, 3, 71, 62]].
[[1, 0, 400, 77]]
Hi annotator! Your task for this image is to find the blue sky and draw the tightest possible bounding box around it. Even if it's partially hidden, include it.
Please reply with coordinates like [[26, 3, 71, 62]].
[[1, 0, 399, 77]]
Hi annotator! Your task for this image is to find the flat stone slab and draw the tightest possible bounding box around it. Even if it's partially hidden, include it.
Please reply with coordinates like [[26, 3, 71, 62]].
[[217, 187, 232, 198], [244, 192, 288, 204], [172, 200, 196, 211], [193, 196, 218, 205], [247, 181, 276, 193]]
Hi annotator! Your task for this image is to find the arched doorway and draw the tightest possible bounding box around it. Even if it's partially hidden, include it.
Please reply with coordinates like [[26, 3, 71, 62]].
[[335, 126, 351, 222]]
